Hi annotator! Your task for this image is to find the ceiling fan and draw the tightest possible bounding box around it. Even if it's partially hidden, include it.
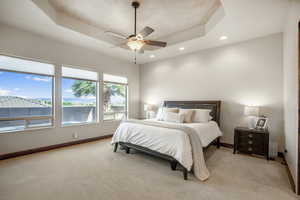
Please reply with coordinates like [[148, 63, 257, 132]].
[[105, 1, 167, 54]]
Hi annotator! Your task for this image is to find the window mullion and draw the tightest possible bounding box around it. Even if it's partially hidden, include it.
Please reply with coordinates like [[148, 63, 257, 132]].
[[55, 65, 62, 128]]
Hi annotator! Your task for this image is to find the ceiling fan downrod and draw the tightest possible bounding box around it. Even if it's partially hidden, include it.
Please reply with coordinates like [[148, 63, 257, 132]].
[[132, 1, 140, 36]]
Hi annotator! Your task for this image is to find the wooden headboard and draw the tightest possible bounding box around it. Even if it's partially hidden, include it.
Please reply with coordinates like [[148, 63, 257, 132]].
[[163, 101, 221, 126]]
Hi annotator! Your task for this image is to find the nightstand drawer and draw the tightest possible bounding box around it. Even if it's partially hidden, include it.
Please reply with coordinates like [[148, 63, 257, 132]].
[[237, 143, 264, 155], [238, 132, 264, 145]]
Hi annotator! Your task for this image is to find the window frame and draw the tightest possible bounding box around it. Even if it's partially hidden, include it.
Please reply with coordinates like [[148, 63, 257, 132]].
[[0, 54, 55, 134], [102, 77, 128, 122], [61, 66, 99, 127], [0, 54, 131, 134]]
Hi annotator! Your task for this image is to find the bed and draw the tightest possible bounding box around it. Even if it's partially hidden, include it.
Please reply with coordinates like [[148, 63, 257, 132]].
[[111, 101, 222, 180]]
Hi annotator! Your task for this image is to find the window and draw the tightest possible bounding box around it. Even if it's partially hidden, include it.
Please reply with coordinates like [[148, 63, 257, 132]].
[[103, 74, 128, 120], [0, 55, 54, 132], [61, 66, 98, 125]]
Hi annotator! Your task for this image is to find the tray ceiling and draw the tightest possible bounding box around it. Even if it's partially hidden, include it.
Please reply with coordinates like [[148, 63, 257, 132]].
[[0, 0, 289, 64], [33, 0, 223, 47]]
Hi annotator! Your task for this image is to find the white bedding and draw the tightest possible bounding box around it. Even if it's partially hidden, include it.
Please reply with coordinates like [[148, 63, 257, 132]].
[[111, 119, 222, 180], [146, 119, 222, 148]]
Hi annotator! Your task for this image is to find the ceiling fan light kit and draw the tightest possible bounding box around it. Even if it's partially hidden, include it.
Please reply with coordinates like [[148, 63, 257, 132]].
[[127, 37, 145, 51]]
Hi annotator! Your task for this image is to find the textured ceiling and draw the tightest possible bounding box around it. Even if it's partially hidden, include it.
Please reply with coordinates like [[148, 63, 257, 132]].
[[39, 0, 222, 46]]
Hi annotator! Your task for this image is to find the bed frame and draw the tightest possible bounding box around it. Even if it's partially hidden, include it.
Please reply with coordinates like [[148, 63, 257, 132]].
[[113, 100, 221, 180]]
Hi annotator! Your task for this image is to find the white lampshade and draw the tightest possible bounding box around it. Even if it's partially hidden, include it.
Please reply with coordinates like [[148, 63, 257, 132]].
[[144, 104, 156, 111], [244, 106, 259, 116], [144, 104, 149, 111]]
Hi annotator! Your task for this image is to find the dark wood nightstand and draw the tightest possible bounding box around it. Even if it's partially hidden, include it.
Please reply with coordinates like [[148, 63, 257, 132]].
[[234, 127, 269, 160]]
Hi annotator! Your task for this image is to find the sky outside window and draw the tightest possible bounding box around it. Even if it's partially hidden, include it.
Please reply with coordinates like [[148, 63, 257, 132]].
[[0, 70, 53, 100]]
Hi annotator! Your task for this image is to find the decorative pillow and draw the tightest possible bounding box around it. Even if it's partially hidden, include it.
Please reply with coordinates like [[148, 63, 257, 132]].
[[193, 109, 212, 123], [178, 109, 195, 123], [163, 112, 184, 123], [164, 107, 179, 113], [156, 107, 179, 121]]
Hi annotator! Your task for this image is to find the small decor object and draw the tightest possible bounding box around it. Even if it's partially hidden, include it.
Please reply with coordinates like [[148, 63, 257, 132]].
[[244, 106, 259, 129], [255, 117, 268, 130]]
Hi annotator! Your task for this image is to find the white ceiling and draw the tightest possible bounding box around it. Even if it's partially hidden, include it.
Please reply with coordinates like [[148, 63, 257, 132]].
[[0, 0, 289, 64]]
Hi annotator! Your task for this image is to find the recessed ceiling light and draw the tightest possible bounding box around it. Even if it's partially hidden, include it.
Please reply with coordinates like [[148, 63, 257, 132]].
[[179, 47, 185, 51], [149, 54, 155, 58], [219, 36, 228, 41]]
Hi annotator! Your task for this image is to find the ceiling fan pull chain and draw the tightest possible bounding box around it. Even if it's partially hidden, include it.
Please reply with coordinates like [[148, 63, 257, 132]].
[[134, 51, 137, 64]]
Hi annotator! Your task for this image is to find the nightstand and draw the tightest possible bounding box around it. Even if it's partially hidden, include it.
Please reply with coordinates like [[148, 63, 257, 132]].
[[234, 127, 269, 160]]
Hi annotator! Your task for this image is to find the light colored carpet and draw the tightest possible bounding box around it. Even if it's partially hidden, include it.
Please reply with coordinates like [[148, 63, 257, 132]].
[[0, 139, 298, 200]]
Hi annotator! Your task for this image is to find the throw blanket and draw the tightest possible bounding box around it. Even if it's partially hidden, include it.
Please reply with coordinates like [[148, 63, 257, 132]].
[[112, 119, 210, 181]]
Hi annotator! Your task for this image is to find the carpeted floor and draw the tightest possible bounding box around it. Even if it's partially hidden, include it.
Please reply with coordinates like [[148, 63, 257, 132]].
[[0, 138, 298, 200]]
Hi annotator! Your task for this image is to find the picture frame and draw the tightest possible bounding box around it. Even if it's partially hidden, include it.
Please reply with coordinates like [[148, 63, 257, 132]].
[[255, 117, 268, 130]]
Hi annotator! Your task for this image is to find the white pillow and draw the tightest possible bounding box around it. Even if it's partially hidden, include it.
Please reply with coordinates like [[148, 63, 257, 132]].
[[163, 112, 184, 123], [193, 109, 212, 123], [178, 109, 194, 123], [156, 107, 179, 121]]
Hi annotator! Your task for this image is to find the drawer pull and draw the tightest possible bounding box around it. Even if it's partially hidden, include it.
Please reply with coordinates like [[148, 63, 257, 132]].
[[248, 134, 253, 138], [248, 141, 253, 144], [248, 147, 253, 151]]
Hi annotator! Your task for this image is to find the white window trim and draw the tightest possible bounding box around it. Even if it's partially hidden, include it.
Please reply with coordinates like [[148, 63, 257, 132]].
[[61, 66, 100, 127]]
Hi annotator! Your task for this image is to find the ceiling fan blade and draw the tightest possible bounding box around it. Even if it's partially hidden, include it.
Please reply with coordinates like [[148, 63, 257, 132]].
[[104, 31, 128, 40], [138, 26, 154, 38], [144, 40, 167, 47]]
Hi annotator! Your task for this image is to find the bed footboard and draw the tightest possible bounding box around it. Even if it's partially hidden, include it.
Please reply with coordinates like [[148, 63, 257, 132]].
[[114, 142, 189, 180]]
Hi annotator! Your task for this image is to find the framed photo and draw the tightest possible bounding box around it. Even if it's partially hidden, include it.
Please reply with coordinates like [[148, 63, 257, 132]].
[[255, 117, 268, 130]]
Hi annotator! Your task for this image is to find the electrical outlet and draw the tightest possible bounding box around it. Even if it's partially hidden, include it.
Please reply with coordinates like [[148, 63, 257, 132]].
[[73, 133, 78, 139]]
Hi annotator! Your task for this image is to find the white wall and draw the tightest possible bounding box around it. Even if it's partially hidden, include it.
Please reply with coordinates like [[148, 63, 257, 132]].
[[140, 34, 284, 150], [283, 0, 300, 192], [0, 24, 140, 155]]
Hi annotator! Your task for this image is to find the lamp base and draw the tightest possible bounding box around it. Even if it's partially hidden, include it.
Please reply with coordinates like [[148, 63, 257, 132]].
[[247, 116, 257, 129]]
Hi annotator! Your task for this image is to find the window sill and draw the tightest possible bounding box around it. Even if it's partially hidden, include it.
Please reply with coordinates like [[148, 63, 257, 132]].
[[0, 120, 124, 134], [103, 119, 123, 122], [61, 121, 99, 128], [0, 125, 54, 135]]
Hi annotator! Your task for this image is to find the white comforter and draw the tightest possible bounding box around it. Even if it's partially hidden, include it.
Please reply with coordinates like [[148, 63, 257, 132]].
[[111, 119, 222, 180], [146, 120, 222, 148]]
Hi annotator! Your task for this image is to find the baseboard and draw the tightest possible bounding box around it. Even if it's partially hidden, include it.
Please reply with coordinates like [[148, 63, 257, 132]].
[[281, 153, 296, 193], [0, 134, 113, 160], [220, 142, 234, 149]]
